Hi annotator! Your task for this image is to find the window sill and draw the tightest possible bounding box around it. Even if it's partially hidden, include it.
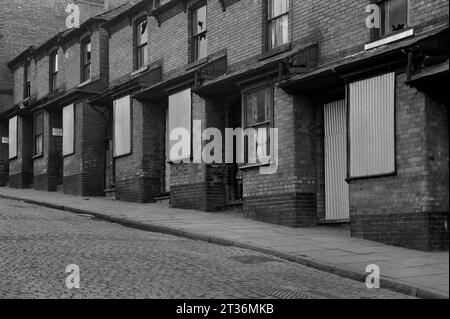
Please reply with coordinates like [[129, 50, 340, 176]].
[[114, 152, 133, 160], [346, 171, 397, 183], [63, 152, 75, 158], [364, 28, 414, 50], [32, 154, 44, 160], [239, 162, 272, 170], [259, 43, 292, 61], [8, 156, 18, 161], [77, 79, 92, 88], [130, 66, 149, 78], [185, 57, 209, 71]]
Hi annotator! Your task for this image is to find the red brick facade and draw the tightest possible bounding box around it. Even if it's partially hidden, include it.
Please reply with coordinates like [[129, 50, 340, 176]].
[[1, 0, 448, 251]]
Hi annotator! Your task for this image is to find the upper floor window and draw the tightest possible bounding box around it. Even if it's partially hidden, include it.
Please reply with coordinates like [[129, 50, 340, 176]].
[[267, 0, 290, 50], [24, 61, 31, 99], [191, 3, 207, 62], [380, 0, 408, 37], [135, 19, 148, 70], [49, 51, 58, 93], [81, 37, 91, 82]]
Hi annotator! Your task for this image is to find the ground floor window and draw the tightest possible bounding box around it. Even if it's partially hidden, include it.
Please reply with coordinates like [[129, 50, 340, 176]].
[[34, 112, 44, 156], [63, 104, 75, 156], [168, 89, 192, 162], [349, 72, 396, 178], [113, 95, 132, 158], [8, 116, 18, 159], [243, 86, 273, 164]]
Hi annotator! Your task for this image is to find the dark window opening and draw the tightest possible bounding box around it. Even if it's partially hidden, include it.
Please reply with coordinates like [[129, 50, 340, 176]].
[[50, 51, 58, 92], [267, 0, 290, 50], [81, 37, 91, 82], [24, 61, 31, 99], [191, 4, 207, 62], [380, 0, 408, 37], [135, 19, 148, 70], [34, 112, 44, 156], [244, 86, 273, 163]]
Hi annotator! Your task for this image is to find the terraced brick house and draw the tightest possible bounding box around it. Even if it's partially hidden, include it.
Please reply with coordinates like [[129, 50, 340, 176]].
[[1, 0, 448, 251]]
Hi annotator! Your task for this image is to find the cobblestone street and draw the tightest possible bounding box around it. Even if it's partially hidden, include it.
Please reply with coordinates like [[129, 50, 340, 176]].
[[0, 198, 411, 299]]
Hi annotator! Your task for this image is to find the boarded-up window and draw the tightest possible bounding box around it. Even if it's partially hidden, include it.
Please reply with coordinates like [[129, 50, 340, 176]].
[[113, 95, 132, 158], [63, 104, 75, 156], [168, 89, 191, 162], [349, 72, 395, 178], [8, 116, 18, 159]]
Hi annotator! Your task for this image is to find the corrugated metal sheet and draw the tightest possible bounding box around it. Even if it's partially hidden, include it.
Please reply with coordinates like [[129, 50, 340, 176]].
[[324, 100, 349, 221], [349, 72, 395, 178]]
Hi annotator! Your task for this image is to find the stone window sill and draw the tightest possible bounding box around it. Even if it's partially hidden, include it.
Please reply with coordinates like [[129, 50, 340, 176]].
[[130, 66, 149, 78], [77, 79, 92, 88], [32, 153, 44, 160], [259, 43, 292, 61], [364, 29, 414, 51]]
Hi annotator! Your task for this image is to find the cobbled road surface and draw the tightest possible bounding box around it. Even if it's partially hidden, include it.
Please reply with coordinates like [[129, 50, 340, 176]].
[[0, 198, 411, 299]]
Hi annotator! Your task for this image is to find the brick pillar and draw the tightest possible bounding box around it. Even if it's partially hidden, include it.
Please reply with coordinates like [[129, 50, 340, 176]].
[[242, 85, 318, 227], [9, 115, 33, 188], [115, 98, 165, 203], [63, 101, 106, 197], [170, 93, 209, 211], [0, 120, 9, 186], [33, 110, 63, 191]]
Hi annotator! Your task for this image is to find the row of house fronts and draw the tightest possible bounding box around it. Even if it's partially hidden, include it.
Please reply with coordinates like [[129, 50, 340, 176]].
[[0, 0, 448, 251]]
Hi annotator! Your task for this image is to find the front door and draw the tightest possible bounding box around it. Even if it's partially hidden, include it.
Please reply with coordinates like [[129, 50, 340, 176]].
[[324, 100, 350, 221]]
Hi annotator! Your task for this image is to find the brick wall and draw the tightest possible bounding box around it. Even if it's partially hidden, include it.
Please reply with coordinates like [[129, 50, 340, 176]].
[[109, 20, 134, 84], [9, 115, 33, 188], [33, 110, 63, 191], [63, 101, 106, 196], [115, 98, 165, 202], [0, 0, 68, 114], [349, 72, 449, 251]]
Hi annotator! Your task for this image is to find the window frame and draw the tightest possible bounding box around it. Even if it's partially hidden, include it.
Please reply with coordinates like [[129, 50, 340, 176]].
[[134, 17, 149, 71], [33, 111, 44, 157], [190, 2, 208, 63], [23, 60, 31, 99], [113, 95, 133, 159], [80, 37, 92, 83], [49, 50, 58, 93], [375, 0, 409, 40], [265, 0, 291, 52], [242, 84, 274, 165]]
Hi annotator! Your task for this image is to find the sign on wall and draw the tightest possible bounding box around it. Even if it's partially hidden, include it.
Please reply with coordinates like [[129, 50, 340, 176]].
[[52, 128, 63, 137], [1, 137, 8, 144]]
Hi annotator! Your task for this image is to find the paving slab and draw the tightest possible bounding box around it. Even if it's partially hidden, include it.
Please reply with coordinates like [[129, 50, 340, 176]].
[[0, 187, 448, 299]]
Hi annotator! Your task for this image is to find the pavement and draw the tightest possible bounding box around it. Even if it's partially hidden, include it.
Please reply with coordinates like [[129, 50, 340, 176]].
[[0, 187, 448, 299]]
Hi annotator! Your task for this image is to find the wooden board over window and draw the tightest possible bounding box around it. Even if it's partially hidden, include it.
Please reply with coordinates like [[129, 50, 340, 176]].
[[113, 95, 132, 158], [349, 72, 395, 178], [8, 116, 18, 159], [63, 104, 75, 156], [168, 89, 191, 162]]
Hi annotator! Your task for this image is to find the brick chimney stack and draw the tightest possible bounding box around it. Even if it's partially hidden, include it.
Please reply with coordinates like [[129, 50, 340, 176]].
[[73, 0, 105, 24], [104, 0, 131, 10]]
